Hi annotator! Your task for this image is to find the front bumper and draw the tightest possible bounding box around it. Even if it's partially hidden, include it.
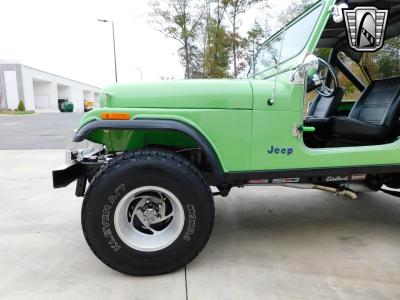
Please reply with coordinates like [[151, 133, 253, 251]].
[[53, 133, 106, 195], [52, 163, 87, 189], [52, 161, 104, 196]]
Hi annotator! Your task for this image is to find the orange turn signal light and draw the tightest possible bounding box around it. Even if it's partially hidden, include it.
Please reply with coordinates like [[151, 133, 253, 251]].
[[101, 112, 131, 120]]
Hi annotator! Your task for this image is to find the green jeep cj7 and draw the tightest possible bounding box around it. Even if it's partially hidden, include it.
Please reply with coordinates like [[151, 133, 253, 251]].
[[53, 0, 400, 275]]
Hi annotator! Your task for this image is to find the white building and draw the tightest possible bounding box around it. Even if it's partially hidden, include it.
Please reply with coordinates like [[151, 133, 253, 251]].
[[0, 60, 101, 112]]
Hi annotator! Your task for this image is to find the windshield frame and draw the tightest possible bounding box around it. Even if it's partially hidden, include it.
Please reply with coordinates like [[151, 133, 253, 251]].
[[248, 0, 324, 79]]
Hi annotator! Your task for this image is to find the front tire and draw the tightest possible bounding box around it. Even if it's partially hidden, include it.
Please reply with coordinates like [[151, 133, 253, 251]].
[[81, 149, 215, 275]]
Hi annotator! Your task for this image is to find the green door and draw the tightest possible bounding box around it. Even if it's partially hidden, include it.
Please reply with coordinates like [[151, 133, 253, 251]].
[[250, 3, 325, 171]]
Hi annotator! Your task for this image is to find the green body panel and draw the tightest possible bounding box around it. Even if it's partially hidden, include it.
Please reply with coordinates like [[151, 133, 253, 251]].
[[76, 0, 400, 173], [101, 80, 253, 109], [250, 69, 305, 170], [80, 108, 252, 171]]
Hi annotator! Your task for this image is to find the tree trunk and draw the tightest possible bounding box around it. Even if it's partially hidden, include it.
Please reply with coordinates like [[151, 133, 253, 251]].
[[184, 38, 190, 79], [214, 0, 221, 65], [233, 18, 237, 78], [232, 3, 239, 78]]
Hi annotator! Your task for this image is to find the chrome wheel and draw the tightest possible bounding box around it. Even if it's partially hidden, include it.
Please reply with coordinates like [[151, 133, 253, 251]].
[[114, 186, 185, 252]]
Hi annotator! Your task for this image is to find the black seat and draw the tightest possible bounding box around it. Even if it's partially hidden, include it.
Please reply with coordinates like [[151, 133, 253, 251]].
[[304, 87, 344, 138], [306, 87, 344, 120], [329, 77, 400, 145]]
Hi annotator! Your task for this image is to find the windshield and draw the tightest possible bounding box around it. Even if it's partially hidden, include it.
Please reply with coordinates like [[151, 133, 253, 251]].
[[249, 3, 323, 78], [252, 33, 283, 75]]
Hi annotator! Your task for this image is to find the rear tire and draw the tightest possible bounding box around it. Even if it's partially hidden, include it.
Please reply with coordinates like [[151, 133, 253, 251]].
[[81, 149, 215, 276]]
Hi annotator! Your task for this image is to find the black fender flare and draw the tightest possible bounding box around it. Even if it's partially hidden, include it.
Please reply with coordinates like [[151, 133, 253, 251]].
[[74, 119, 224, 184]]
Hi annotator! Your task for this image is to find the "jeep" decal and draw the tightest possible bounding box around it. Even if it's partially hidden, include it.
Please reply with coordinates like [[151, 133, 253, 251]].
[[267, 145, 294, 156]]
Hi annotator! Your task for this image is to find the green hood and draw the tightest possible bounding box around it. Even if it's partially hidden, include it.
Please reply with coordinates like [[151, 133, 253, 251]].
[[100, 80, 253, 109]]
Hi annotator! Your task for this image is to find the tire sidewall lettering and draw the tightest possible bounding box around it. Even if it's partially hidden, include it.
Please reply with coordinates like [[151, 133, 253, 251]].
[[101, 184, 126, 252], [183, 204, 196, 242]]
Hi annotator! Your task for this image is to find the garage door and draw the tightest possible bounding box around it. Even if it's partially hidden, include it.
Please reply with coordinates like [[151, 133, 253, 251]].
[[4, 71, 19, 110], [34, 94, 50, 108]]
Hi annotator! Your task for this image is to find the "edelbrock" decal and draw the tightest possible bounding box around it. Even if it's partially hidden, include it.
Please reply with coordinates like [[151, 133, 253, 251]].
[[325, 176, 349, 182]]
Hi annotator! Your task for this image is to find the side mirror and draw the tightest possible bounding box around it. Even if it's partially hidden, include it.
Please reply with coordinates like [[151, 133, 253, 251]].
[[331, 3, 349, 23], [303, 55, 319, 76], [290, 54, 319, 84]]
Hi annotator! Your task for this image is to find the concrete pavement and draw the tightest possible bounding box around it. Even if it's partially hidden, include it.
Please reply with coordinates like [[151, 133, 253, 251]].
[[1, 150, 400, 299]]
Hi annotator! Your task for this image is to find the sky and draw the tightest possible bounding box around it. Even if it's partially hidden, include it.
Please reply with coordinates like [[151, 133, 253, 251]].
[[0, 0, 293, 88]]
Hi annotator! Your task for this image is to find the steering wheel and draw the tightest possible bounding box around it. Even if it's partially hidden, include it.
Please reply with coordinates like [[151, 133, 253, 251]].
[[312, 57, 339, 98]]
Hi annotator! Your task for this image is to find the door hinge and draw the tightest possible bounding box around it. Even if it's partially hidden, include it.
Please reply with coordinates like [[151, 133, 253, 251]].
[[292, 124, 301, 137], [292, 124, 316, 137]]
